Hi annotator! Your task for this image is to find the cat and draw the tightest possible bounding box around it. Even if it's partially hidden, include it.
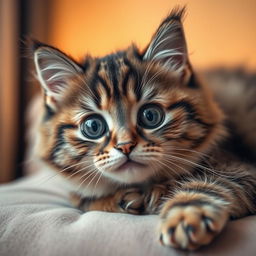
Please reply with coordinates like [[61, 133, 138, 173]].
[[31, 7, 256, 250]]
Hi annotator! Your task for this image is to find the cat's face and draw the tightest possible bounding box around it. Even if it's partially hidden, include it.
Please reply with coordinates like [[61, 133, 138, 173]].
[[33, 9, 224, 186]]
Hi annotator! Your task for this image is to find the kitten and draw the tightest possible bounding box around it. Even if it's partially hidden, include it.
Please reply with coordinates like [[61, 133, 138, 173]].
[[32, 7, 256, 250]]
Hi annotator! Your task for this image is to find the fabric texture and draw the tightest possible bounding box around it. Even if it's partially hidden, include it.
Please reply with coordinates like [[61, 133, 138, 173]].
[[0, 170, 256, 256]]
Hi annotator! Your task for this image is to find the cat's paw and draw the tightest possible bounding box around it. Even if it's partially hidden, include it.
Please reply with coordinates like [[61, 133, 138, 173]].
[[69, 188, 145, 214], [117, 188, 145, 214], [145, 184, 168, 214], [118, 184, 168, 215], [159, 197, 229, 250]]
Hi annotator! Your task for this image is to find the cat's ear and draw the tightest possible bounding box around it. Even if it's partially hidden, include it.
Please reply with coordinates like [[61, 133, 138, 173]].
[[33, 41, 83, 111], [143, 7, 190, 78]]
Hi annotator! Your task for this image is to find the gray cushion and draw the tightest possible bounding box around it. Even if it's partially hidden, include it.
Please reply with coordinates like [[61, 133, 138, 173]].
[[0, 171, 255, 256]]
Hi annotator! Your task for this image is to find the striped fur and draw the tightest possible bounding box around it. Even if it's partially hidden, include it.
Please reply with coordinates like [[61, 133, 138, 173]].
[[33, 8, 256, 250]]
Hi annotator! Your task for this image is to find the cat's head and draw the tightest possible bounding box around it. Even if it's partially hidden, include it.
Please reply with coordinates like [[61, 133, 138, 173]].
[[32, 8, 224, 186]]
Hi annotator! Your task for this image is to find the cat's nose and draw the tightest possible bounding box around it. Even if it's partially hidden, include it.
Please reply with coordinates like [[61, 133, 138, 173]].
[[115, 141, 137, 155]]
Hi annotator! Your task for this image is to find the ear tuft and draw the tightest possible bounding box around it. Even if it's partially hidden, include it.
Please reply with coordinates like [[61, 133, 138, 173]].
[[163, 6, 186, 23], [143, 6, 188, 73]]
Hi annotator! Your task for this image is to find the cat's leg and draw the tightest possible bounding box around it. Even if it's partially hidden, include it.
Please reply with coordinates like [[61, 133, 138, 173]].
[[158, 180, 230, 250], [70, 183, 168, 214], [158, 166, 256, 250], [70, 188, 146, 214]]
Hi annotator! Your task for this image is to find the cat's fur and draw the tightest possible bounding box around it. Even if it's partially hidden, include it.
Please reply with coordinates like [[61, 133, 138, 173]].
[[32, 8, 256, 250]]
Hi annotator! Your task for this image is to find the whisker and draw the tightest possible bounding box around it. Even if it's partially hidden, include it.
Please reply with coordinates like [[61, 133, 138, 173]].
[[35, 158, 96, 186], [165, 154, 236, 179], [65, 164, 96, 180], [85, 170, 101, 190], [162, 158, 190, 174], [171, 151, 215, 171], [92, 170, 104, 197], [76, 168, 99, 192], [153, 158, 181, 178]]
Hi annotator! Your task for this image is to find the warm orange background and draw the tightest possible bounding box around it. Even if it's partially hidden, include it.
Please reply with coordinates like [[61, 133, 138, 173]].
[[49, 0, 256, 70]]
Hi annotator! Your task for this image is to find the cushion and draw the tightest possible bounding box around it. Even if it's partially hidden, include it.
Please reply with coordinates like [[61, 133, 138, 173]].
[[0, 170, 256, 256]]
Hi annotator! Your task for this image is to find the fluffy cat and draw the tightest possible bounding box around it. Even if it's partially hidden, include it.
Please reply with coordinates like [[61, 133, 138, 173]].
[[31, 7, 256, 250]]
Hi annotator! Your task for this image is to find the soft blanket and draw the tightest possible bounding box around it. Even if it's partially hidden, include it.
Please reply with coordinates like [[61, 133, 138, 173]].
[[0, 170, 255, 256]]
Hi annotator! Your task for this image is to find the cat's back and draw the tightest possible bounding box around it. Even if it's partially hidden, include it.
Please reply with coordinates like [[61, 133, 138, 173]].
[[202, 68, 256, 161]]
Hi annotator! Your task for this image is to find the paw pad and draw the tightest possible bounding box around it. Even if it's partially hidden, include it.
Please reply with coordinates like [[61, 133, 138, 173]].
[[159, 203, 228, 250]]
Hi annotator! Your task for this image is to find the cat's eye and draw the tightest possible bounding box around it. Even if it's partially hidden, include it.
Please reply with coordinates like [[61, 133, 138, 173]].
[[81, 115, 107, 139], [138, 104, 164, 129]]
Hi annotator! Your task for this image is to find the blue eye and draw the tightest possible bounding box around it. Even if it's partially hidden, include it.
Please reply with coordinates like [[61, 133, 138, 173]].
[[81, 115, 107, 139], [138, 104, 164, 129]]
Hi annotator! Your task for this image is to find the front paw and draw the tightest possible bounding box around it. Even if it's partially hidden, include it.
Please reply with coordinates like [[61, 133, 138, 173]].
[[119, 184, 168, 215], [159, 194, 229, 250], [117, 188, 145, 214], [145, 184, 168, 214]]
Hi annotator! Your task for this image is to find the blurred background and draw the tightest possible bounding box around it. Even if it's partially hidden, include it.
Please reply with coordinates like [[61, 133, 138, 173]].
[[0, 0, 256, 183]]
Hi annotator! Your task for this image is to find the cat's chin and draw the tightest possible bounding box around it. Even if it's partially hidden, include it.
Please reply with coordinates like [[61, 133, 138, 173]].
[[115, 160, 146, 172], [102, 161, 153, 184]]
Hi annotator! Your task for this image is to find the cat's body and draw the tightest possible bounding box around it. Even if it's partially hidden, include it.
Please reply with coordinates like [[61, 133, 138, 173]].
[[32, 8, 256, 250]]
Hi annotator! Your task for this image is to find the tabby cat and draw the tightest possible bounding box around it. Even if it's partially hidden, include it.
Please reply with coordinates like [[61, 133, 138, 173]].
[[32, 8, 256, 250]]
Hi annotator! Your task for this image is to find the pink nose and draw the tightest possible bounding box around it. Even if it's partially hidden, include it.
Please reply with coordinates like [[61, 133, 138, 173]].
[[115, 141, 136, 155]]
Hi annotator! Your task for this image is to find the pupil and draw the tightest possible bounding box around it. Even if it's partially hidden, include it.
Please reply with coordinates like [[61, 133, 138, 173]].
[[146, 110, 154, 121], [91, 121, 98, 132]]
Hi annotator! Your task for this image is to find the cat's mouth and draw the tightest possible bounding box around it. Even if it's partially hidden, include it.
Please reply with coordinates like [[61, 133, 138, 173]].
[[116, 159, 146, 172]]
